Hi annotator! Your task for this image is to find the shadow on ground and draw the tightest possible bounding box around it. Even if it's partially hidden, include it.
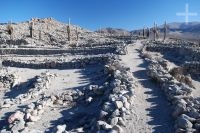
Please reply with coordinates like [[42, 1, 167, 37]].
[[132, 54, 174, 133], [4, 77, 36, 99], [46, 64, 107, 132]]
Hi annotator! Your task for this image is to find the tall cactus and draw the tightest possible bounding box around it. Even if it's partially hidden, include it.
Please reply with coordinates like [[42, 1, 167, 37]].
[[7, 21, 13, 40], [156, 24, 159, 39], [75, 27, 79, 41], [67, 18, 71, 42], [29, 21, 34, 38], [39, 30, 42, 40], [153, 22, 156, 41], [163, 21, 167, 41], [143, 27, 145, 38], [146, 27, 150, 38]]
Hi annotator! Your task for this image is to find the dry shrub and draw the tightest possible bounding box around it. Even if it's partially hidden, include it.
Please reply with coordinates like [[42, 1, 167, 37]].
[[7, 24, 13, 36], [170, 67, 194, 88], [143, 52, 152, 59], [68, 43, 76, 47]]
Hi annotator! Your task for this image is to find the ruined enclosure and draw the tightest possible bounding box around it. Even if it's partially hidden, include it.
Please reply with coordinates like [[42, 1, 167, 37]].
[[0, 18, 136, 133], [1, 18, 200, 133]]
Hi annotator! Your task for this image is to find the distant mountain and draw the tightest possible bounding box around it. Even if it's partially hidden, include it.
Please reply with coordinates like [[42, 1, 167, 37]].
[[95, 27, 130, 36], [131, 22, 200, 41], [164, 22, 200, 33], [166, 22, 200, 40]]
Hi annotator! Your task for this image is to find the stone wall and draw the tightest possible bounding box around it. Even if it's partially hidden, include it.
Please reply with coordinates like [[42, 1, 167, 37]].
[[183, 61, 200, 75], [146, 44, 200, 62], [147, 58, 200, 132], [2, 55, 111, 69], [0, 46, 117, 55], [68, 58, 136, 132]]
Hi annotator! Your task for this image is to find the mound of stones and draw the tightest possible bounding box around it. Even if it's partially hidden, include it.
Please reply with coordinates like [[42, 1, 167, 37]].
[[146, 57, 200, 132]]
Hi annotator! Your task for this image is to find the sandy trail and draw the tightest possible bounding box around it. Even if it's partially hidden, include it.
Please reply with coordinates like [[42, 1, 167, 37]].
[[120, 40, 174, 133]]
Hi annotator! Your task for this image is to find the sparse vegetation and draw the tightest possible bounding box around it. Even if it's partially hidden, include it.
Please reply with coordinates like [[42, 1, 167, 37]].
[[67, 19, 71, 42], [7, 23, 13, 40], [29, 21, 34, 38], [39, 30, 42, 40], [75, 27, 79, 41], [163, 21, 167, 41]]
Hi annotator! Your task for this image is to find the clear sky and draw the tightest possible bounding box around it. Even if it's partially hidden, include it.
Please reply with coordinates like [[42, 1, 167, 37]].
[[0, 0, 200, 31]]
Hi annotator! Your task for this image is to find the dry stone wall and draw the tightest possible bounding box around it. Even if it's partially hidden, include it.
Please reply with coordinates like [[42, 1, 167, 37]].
[[2, 55, 111, 69], [0, 46, 117, 55], [147, 58, 200, 132]]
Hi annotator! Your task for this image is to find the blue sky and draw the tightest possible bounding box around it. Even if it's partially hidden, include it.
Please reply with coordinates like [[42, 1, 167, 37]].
[[0, 0, 200, 30]]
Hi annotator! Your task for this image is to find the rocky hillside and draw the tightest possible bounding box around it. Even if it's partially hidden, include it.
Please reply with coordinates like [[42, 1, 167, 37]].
[[0, 18, 110, 48]]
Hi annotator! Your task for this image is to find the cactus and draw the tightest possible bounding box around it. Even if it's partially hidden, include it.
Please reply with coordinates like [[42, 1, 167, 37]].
[[75, 27, 79, 41], [7, 22, 13, 40], [163, 21, 167, 41], [146, 27, 150, 38], [39, 30, 42, 40], [67, 18, 71, 42], [143, 27, 145, 38], [29, 22, 34, 38], [155, 24, 159, 39], [153, 22, 156, 41]]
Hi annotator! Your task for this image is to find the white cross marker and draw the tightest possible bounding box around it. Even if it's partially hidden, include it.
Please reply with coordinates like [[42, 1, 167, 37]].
[[176, 3, 198, 25]]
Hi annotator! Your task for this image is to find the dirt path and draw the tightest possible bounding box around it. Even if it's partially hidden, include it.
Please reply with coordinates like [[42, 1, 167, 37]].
[[120, 40, 174, 133]]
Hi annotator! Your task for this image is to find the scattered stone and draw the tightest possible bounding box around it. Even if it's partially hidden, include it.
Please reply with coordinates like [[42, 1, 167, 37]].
[[97, 121, 112, 130], [29, 115, 40, 122], [99, 110, 108, 119], [110, 117, 119, 126], [10, 119, 25, 132], [8, 111, 24, 124], [86, 97, 93, 103], [56, 124, 66, 133], [118, 117, 125, 127], [112, 125, 123, 133], [114, 101, 123, 109]]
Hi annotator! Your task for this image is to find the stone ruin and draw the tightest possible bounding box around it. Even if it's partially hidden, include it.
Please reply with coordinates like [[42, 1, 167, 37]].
[[0, 18, 136, 133]]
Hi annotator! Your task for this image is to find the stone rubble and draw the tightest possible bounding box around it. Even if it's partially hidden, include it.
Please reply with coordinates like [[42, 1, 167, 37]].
[[0, 72, 54, 109], [0, 18, 138, 133]]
